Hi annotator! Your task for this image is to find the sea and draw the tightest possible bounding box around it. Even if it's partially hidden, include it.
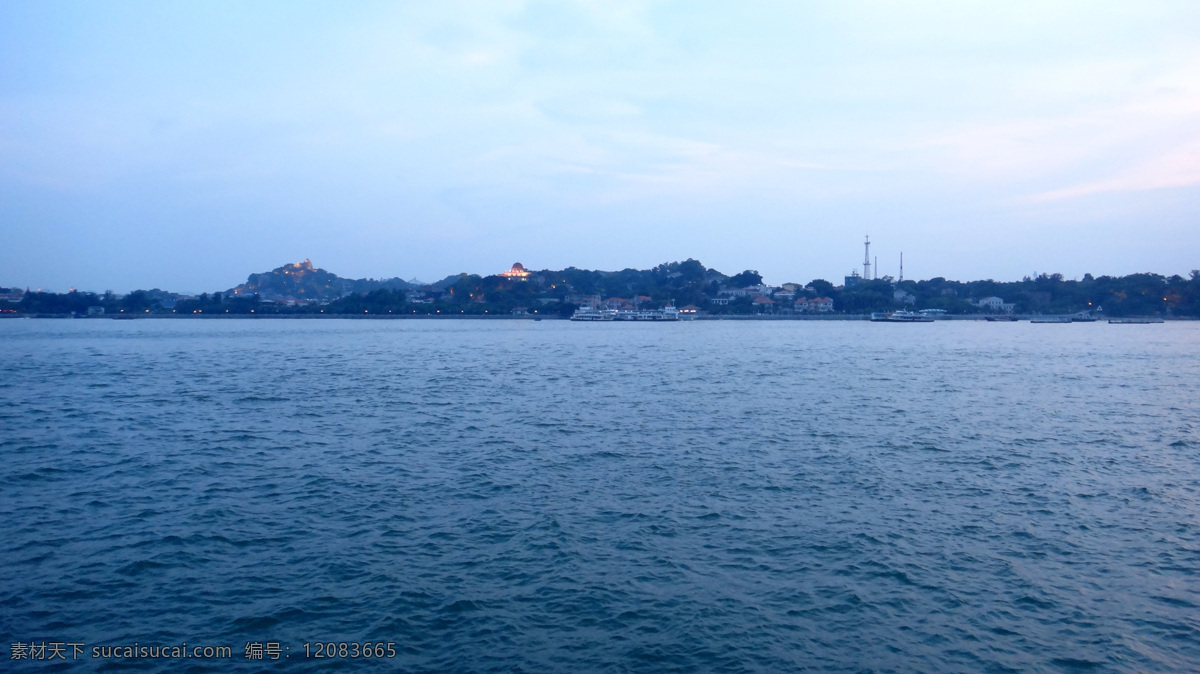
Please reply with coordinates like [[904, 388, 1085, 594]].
[[2, 318, 1198, 672]]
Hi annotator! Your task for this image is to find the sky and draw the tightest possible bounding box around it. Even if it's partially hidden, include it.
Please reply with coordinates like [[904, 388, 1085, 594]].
[[2, 0, 1199, 292]]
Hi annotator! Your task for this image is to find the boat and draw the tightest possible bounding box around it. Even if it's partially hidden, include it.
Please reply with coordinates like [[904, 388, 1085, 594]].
[[571, 305, 680, 321], [1030, 316, 1072, 323], [612, 305, 680, 321], [985, 315, 1019, 322], [870, 310, 934, 323], [1108, 317, 1164, 324], [570, 307, 613, 321]]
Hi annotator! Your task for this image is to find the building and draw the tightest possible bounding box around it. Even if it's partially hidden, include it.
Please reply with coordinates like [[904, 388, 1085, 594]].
[[800, 297, 834, 313], [604, 297, 632, 309], [718, 287, 757, 298], [499, 263, 531, 279], [972, 296, 1015, 313]]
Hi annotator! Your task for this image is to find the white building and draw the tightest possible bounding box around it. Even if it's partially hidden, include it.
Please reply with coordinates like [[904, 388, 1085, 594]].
[[973, 296, 1015, 313]]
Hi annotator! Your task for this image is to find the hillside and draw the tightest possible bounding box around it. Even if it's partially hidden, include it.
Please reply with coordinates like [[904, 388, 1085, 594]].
[[226, 259, 415, 302]]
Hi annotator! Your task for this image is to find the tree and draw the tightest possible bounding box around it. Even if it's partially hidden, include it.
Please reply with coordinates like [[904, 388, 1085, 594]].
[[806, 279, 835, 297], [728, 270, 763, 287]]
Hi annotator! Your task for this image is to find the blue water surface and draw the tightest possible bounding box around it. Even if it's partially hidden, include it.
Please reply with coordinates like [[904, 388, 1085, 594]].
[[2, 318, 1198, 672]]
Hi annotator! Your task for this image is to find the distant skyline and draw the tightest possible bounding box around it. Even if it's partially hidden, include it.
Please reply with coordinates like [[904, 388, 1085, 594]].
[[3, 1, 1199, 293]]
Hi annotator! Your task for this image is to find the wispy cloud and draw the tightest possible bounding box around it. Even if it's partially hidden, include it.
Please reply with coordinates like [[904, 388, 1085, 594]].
[[1024, 138, 1200, 202]]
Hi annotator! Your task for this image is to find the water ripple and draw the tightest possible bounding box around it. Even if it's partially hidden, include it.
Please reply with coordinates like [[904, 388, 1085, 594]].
[[1, 319, 1198, 671]]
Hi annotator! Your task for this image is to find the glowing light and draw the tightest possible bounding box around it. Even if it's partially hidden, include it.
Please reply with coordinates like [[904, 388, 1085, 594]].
[[499, 262, 531, 279]]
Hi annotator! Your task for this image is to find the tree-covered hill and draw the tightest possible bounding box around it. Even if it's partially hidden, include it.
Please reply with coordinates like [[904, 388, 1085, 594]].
[[8, 261, 1199, 318], [225, 259, 415, 302]]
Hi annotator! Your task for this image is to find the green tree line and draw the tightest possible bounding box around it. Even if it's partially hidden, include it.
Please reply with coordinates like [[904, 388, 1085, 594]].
[[8, 266, 1199, 317]]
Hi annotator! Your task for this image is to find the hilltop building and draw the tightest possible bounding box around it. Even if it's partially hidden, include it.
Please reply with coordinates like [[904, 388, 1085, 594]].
[[499, 263, 531, 279]]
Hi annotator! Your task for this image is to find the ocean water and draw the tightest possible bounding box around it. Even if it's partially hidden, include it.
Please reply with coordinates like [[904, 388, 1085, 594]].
[[2, 318, 1198, 672]]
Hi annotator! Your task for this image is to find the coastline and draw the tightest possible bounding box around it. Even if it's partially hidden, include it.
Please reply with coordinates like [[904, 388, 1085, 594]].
[[5, 314, 1195, 321]]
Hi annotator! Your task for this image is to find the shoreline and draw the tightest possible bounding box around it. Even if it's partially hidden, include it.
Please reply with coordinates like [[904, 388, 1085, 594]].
[[4, 314, 1195, 321]]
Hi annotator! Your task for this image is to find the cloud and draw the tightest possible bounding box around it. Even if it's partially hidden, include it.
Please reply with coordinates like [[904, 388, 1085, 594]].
[[1024, 138, 1200, 202], [907, 49, 1200, 201]]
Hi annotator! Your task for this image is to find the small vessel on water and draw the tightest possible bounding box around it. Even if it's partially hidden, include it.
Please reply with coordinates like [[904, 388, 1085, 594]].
[[870, 310, 934, 323], [984, 315, 1019, 322], [1108, 317, 1164, 324], [1071, 310, 1098, 322], [1030, 316, 1072, 323], [571, 305, 680, 322]]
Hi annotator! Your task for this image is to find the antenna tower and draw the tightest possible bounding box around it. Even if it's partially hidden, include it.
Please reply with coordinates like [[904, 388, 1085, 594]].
[[899, 252, 904, 283], [863, 235, 871, 280]]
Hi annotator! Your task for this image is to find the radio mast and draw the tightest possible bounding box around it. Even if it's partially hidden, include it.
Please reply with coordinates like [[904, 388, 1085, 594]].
[[863, 235, 871, 280], [899, 252, 903, 283]]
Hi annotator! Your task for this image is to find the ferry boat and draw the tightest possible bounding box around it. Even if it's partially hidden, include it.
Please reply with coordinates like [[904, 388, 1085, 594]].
[[870, 310, 934, 323], [612, 305, 680, 321], [571, 305, 680, 321], [570, 307, 613, 321]]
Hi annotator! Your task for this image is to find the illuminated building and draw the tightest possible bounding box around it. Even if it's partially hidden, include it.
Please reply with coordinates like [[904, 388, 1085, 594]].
[[499, 262, 531, 279]]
